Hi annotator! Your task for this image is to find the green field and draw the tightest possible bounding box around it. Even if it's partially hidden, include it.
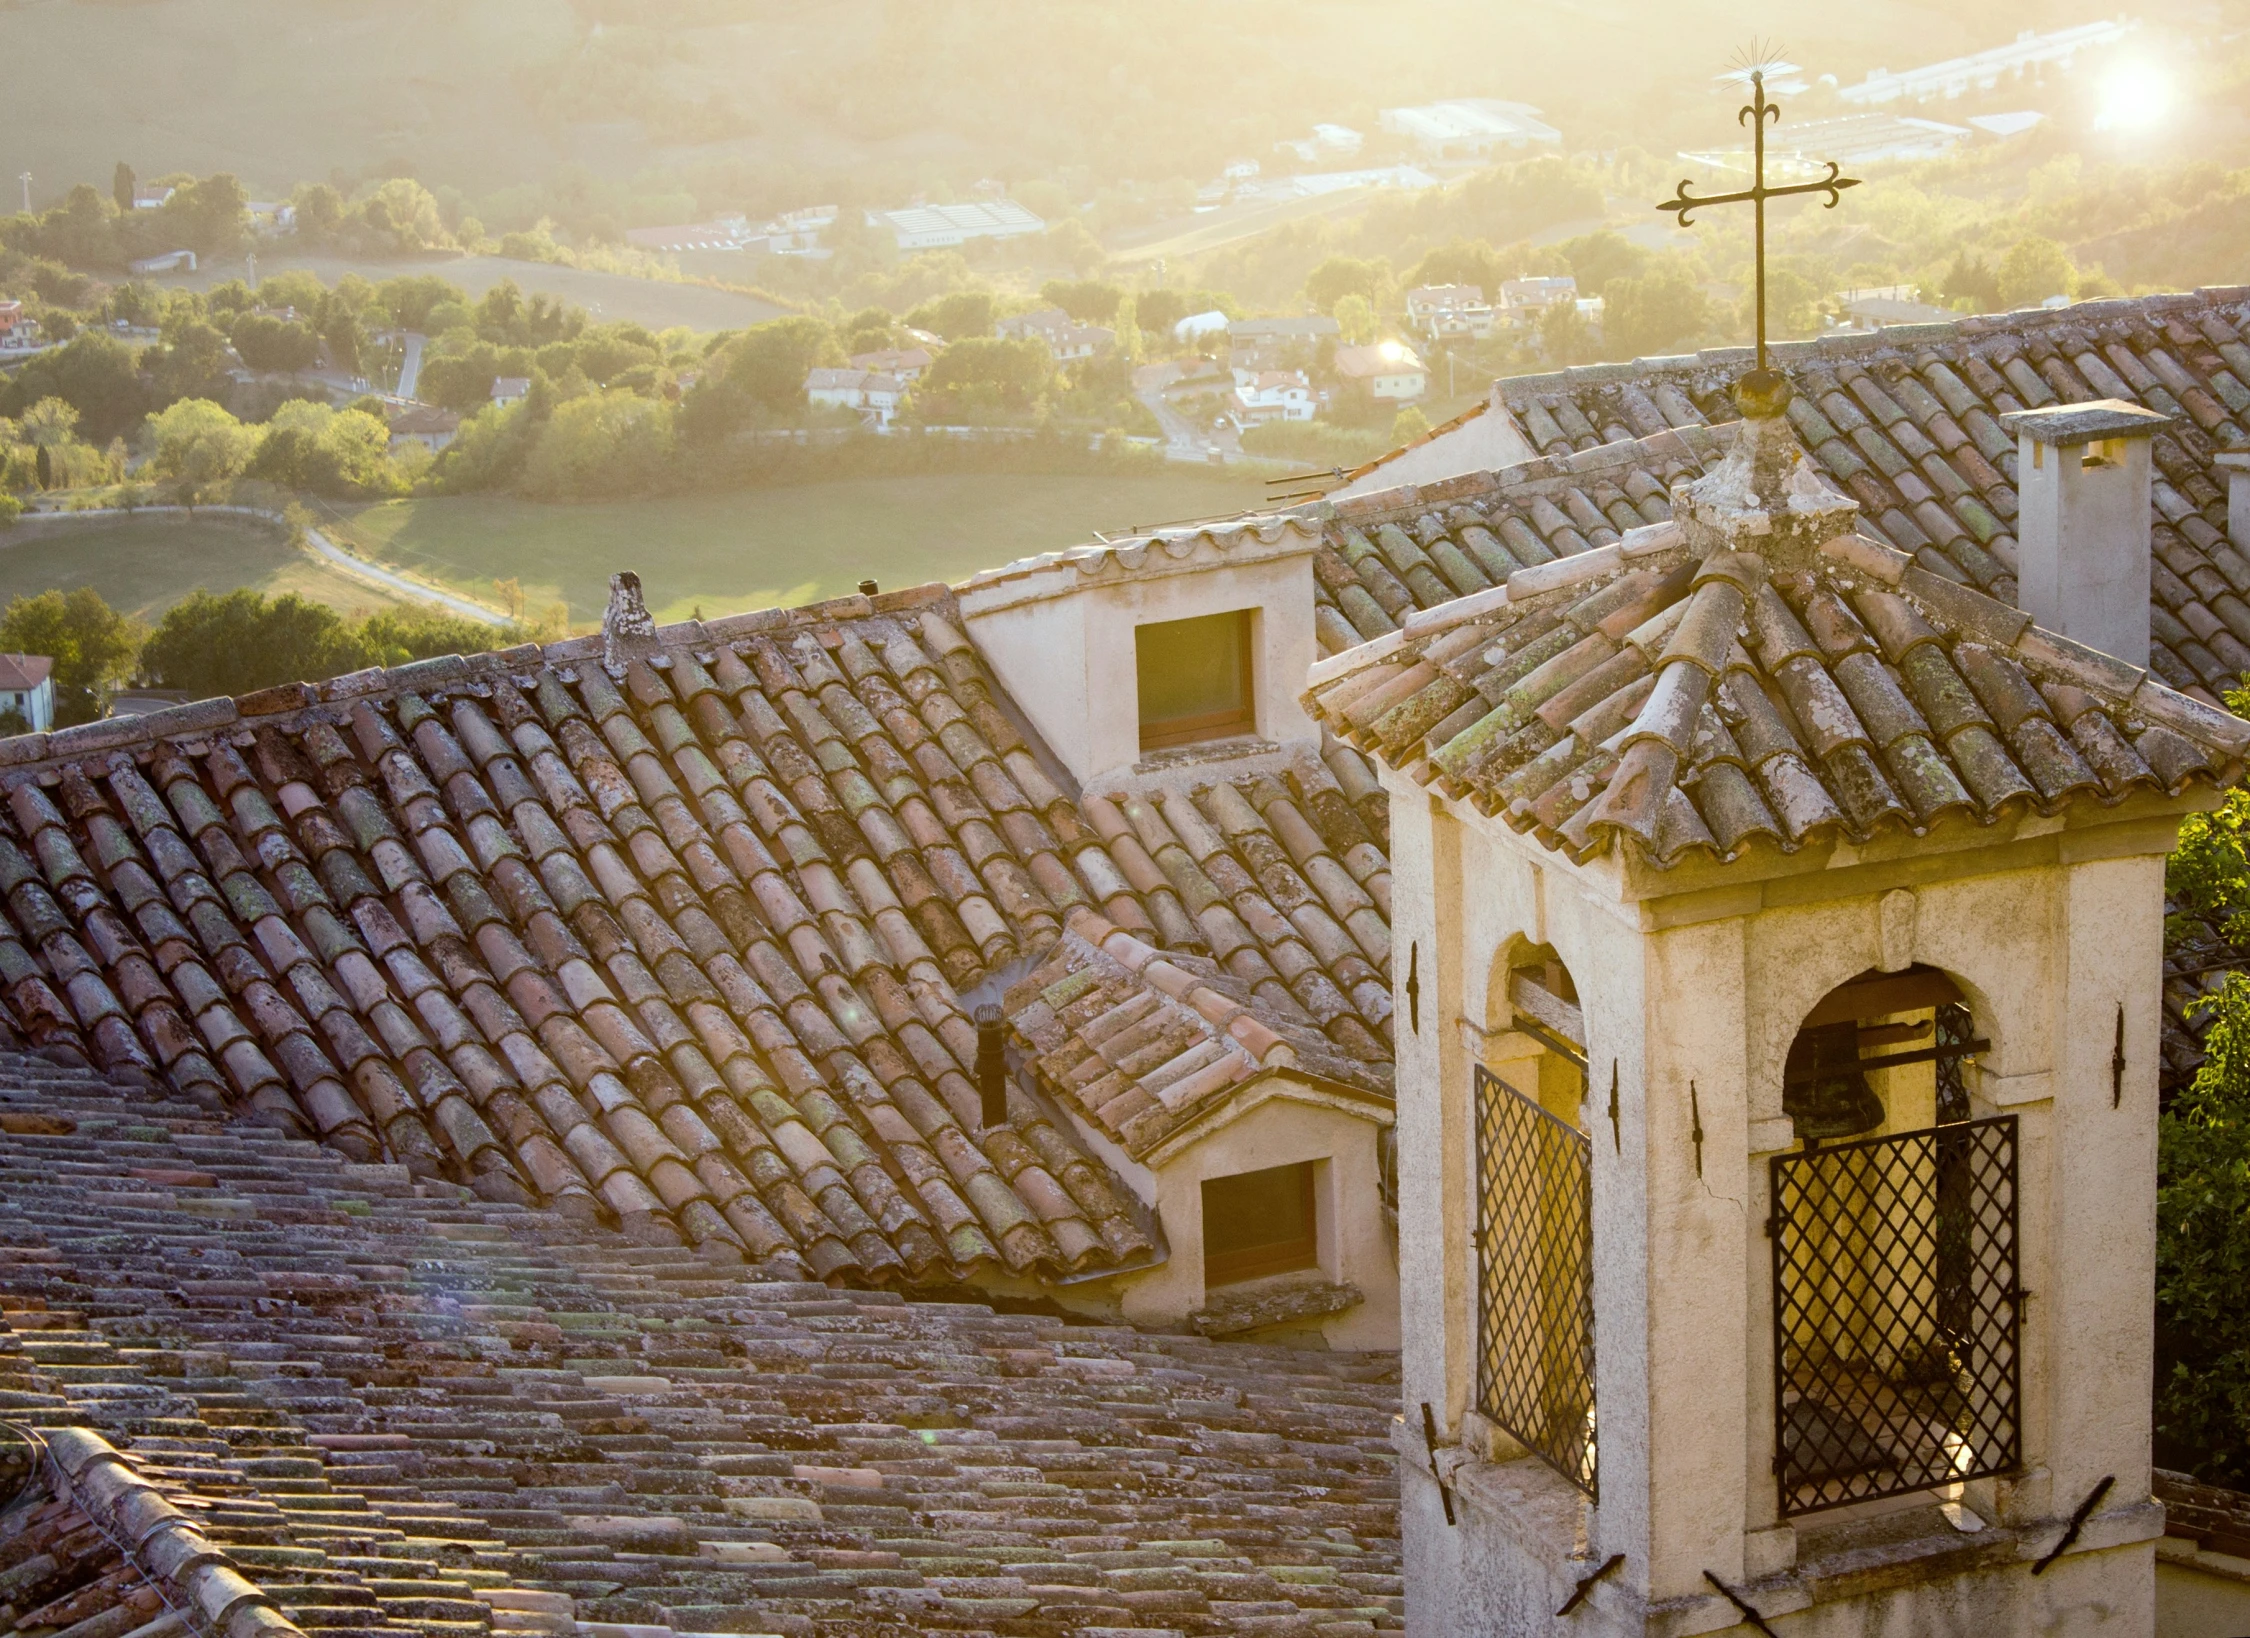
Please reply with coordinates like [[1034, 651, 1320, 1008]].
[[0, 515, 414, 623], [321, 470, 1272, 626]]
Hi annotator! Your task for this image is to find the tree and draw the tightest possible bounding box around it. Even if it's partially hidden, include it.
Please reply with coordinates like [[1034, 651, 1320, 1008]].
[[520, 390, 674, 500], [1941, 251, 2002, 314], [0, 334, 145, 442], [143, 319, 234, 406], [2156, 768, 2250, 1482], [905, 290, 997, 341], [915, 336, 1055, 418], [1332, 294, 1377, 346], [1403, 239, 1511, 301], [714, 316, 844, 413], [33, 445, 50, 491], [1305, 256, 1388, 316], [230, 314, 320, 373], [145, 399, 256, 492], [1997, 236, 2073, 311], [159, 173, 250, 259], [1040, 279, 1124, 323], [1391, 405, 1431, 445], [112, 162, 136, 214], [290, 182, 345, 244], [1604, 261, 1710, 360], [1558, 229, 1652, 299], [18, 398, 78, 450], [0, 588, 141, 725], [140, 590, 373, 700]]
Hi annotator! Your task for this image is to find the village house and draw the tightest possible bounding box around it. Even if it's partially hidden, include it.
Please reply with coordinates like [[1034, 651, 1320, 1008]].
[[1405, 283, 1496, 340], [489, 375, 531, 407], [0, 655, 54, 733], [1334, 341, 1428, 405], [1498, 273, 1581, 328], [1231, 367, 1318, 423], [847, 345, 935, 382], [1230, 314, 1343, 373], [384, 403, 460, 454], [804, 365, 907, 430], [996, 307, 1115, 363]]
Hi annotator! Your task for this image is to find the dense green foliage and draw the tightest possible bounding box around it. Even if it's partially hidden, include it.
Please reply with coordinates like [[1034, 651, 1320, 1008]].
[[0, 588, 141, 725], [2160, 754, 2250, 1484], [138, 589, 499, 700]]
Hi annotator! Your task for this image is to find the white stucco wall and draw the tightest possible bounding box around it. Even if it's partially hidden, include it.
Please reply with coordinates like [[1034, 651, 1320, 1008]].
[[959, 535, 1321, 791], [1113, 1091, 1399, 1350], [1387, 766, 2185, 1637]]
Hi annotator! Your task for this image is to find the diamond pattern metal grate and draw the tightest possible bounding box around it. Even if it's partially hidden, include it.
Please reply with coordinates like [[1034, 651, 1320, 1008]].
[[1770, 1115, 2020, 1515], [1475, 1065, 1596, 1498]]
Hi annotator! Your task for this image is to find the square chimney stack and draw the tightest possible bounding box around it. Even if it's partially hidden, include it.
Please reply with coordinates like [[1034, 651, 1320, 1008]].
[[2000, 399, 2171, 667], [2215, 449, 2250, 553]]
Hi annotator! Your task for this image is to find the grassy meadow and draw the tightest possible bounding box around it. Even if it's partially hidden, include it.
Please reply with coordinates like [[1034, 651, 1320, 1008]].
[[0, 470, 1271, 631], [0, 514, 414, 624], [319, 469, 1271, 625]]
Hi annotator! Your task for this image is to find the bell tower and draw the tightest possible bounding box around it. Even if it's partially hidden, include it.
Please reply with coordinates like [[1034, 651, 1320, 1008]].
[[1307, 372, 2250, 1635]]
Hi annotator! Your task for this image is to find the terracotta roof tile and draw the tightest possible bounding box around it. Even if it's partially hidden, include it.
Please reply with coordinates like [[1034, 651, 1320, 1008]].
[[0, 590, 1394, 1294]]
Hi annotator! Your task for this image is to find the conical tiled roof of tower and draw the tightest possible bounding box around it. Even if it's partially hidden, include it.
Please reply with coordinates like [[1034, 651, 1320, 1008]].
[[1305, 375, 2250, 871], [0, 580, 1394, 1289]]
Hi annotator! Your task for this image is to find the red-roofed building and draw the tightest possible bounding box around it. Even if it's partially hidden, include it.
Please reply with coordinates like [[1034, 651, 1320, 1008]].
[[0, 654, 54, 732]]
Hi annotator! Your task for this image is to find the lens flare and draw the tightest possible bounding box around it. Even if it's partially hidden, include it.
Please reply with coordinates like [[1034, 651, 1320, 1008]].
[[2097, 61, 2170, 131]]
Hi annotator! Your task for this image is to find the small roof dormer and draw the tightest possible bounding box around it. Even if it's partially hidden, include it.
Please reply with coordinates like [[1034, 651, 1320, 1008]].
[[957, 517, 1326, 793]]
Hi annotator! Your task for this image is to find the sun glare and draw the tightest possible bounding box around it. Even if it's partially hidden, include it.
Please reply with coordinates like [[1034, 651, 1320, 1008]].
[[2096, 61, 2171, 131]]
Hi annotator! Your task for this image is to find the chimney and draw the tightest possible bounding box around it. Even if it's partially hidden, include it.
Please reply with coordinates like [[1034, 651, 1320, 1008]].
[[2216, 450, 2250, 553], [1999, 399, 2170, 667]]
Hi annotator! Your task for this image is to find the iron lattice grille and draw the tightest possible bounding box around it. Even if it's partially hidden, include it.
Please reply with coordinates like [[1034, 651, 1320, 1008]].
[[1474, 1065, 1596, 1498], [1770, 1116, 2021, 1515]]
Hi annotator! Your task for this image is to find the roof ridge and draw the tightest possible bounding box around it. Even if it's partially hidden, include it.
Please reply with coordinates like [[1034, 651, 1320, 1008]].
[[1493, 285, 2250, 405], [0, 581, 966, 778]]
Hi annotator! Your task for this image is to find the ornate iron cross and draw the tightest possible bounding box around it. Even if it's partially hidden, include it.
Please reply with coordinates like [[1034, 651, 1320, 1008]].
[[1657, 67, 1859, 373]]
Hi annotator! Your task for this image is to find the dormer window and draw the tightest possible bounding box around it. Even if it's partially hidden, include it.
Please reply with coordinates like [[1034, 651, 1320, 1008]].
[[1136, 609, 1255, 751]]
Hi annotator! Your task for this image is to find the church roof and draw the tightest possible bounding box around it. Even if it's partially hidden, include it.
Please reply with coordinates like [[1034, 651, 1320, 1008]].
[[0, 586, 1393, 1292], [1480, 287, 2250, 705], [1303, 486, 2250, 873], [0, 1052, 1403, 1638]]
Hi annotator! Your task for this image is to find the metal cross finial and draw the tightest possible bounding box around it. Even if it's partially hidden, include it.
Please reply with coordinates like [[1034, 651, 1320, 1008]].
[[1656, 65, 1859, 374]]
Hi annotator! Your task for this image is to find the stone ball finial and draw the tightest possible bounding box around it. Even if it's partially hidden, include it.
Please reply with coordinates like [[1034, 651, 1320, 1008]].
[[1732, 368, 1793, 421]]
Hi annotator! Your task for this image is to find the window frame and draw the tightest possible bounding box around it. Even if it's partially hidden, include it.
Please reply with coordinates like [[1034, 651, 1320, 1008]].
[[1136, 608, 1257, 752], [1201, 1159, 1319, 1287]]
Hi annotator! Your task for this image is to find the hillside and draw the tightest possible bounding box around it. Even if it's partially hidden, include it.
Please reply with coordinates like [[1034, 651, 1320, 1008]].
[[7, 0, 2068, 225]]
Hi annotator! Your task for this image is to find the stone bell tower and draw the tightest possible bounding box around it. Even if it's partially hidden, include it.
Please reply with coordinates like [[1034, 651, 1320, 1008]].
[[1303, 370, 2250, 1635]]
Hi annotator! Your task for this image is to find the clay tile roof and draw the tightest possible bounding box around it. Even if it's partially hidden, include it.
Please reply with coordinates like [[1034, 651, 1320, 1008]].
[[0, 585, 1394, 1292], [1305, 470, 2250, 873], [0, 1055, 1403, 1638], [1305, 425, 1733, 657], [0, 655, 51, 692], [1465, 287, 2250, 706], [1006, 906, 1389, 1161]]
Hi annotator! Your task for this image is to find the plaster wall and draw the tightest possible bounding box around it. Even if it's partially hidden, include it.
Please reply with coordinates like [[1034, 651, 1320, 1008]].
[[960, 549, 1319, 791], [1389, 777, 2175, 1636], [1114, 1090, 1398, 1349], [1333, 397, 1539, 499], [2013, 434, 2153, 666]]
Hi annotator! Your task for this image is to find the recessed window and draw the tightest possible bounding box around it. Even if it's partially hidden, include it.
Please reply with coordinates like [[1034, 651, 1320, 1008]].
[[1202, 1161, 1317, 1286], [1136, 610, 1255, 751]]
